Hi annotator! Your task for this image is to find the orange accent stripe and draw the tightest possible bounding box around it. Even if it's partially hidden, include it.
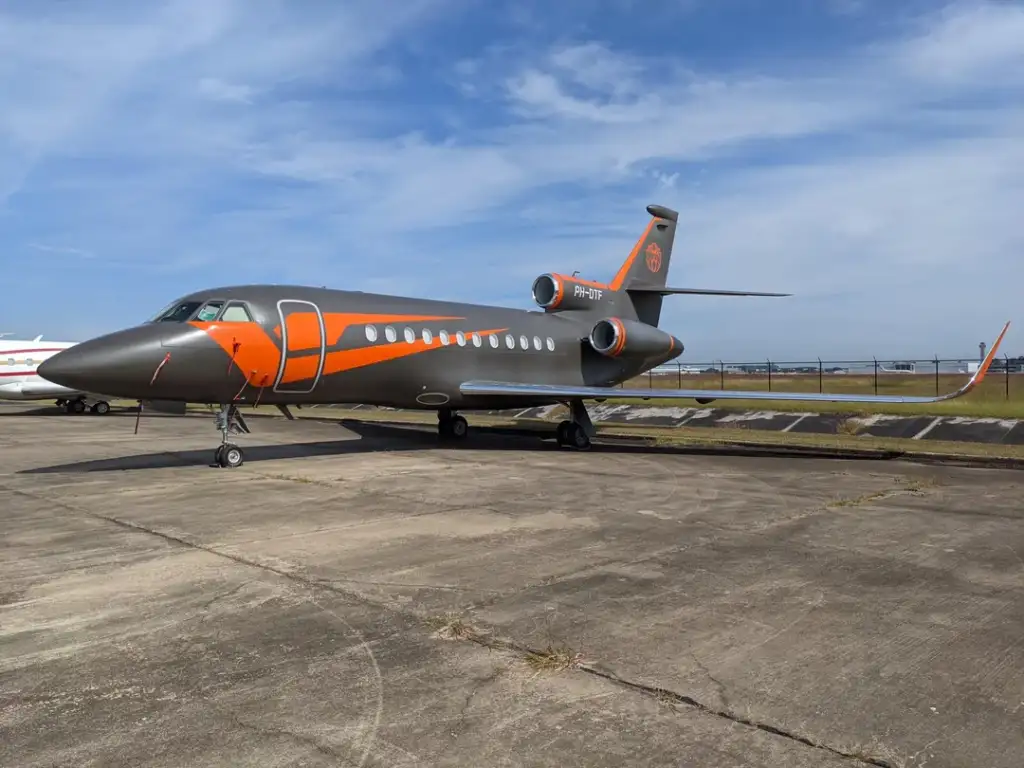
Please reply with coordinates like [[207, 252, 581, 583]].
[[552, 278, 565, 308], [190, 321, 281, 386], [609, 218, 655, 291], [320, 327, 509, 377], [285, 312, 322, 352], [610, 318, 627, 357], [276, 312, 465, 348], [973, 321, 1011, 385]]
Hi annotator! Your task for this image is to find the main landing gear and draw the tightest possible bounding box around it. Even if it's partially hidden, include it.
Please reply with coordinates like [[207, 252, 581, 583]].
[[438, 408, 468, 440], [212, 404, 251, 468], [555, 399, 595, 451], [55, 396, 111, 415]]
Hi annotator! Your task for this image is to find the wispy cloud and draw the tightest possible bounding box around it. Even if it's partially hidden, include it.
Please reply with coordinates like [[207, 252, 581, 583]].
[[1, 0, 1021, 359]]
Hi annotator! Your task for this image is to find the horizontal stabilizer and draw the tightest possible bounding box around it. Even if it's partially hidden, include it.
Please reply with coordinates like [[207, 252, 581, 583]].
[[461, 321, 1010, 406], [628, 285, 791, 297]]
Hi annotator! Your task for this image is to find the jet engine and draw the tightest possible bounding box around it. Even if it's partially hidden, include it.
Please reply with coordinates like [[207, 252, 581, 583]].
[[532, 273, 612, 313], [589, 317, 680, 359]]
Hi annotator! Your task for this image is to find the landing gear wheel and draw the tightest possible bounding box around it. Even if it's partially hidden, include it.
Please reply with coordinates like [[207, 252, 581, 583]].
[[90, 401, 110, 415], [438, 411, 468, 440], [557, 421, 591, 450], [218, 443, 244, 468], [555, 420, 572, 446], [569, 424, 592, 451], [67, 399, 86, 414], [448, 415, 468, 439]]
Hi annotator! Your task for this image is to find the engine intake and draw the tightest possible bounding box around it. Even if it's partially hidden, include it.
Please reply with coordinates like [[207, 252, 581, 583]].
[[589, 317, 682, 359], [532, 273, 611, 312]]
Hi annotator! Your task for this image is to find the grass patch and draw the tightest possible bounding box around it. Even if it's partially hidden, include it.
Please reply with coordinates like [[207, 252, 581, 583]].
[[424, 612, 482, 641], [523, 645, 583, 674], [617, 372, 1024, 419]]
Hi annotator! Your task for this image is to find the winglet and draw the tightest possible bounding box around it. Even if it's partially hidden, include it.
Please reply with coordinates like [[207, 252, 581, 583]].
[[967, 321, 1011, 389]]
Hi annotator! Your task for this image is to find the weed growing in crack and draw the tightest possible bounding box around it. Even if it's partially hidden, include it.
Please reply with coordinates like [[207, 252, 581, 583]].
[[523, 645, 583, 674], [425, 612, 481, 641]]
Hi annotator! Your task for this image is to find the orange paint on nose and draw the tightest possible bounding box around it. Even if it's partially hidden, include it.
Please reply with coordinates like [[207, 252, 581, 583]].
[[189, 321, 281, 385]]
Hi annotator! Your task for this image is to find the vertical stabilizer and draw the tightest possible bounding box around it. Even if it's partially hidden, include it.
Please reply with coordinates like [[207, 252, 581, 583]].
[[611, 204, 677, 326]]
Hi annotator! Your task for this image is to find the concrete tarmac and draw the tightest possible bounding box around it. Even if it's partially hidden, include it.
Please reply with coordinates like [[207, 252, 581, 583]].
[[2, 404, 1023, 768]]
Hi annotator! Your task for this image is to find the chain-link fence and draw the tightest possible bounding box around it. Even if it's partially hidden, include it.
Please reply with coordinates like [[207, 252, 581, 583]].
[[623, 357, 1024, 400]]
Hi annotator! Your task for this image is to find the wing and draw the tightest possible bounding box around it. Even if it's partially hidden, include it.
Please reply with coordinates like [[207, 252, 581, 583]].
[[627, 285, 791, 297], [461, 322, 1011, 406]]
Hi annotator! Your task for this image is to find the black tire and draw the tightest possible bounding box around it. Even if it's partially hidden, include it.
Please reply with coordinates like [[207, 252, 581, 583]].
[[219, 444, 244, 468], [70, 399, 86, 414], [449, 415, 468, 439], [92, 401, 110, 415], [568, 423, 591, 450]]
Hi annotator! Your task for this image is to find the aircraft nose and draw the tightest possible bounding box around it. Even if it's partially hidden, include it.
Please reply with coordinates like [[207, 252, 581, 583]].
[[38, 326, 172, 397]]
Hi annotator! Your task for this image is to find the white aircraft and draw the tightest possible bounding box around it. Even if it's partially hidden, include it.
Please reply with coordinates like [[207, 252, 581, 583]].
[[0, 334, 113, 414]]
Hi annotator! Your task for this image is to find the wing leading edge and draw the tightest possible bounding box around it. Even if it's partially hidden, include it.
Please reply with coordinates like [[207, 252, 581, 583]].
[[627, 285, 791, 297], [461, 322, 1011, 406]]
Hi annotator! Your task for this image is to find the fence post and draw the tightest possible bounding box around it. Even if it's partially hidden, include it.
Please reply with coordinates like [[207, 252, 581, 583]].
[[719, 361, 724, 389], [677, 362, 681, 389], [1006, 355, 1010, 400], [648, 368, 653, 388], [873, 357, 878, 395], [767, 359, 772, 391], [818, 357, 822, 393], [934, 355, 939, 396]]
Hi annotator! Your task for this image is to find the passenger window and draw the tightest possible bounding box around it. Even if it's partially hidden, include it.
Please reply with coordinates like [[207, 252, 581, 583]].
[[489, 335, 499, 348], [439, 331, 450, 346], [385, 325, 397, 343], [505, 334, 515, 349], [519, 335, 529, 350], [422, 329, 433, 344], [546, 337, 555, 351], [532, 336, 542, 351], [220, 304, 253, 322], [404, 327, 415, 344], [195, 301, 224, 322], [472, 333, 481, 347]]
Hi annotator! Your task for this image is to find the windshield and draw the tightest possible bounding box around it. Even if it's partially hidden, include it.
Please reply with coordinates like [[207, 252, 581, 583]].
[[151, 301, 203, 323]]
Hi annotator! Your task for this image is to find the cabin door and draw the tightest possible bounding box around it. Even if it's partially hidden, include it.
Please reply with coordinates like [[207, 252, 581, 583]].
[[273, 300, 326, 394]]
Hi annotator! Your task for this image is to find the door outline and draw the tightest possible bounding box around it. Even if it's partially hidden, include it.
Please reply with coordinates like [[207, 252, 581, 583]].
[[273, 299, 326, 394]]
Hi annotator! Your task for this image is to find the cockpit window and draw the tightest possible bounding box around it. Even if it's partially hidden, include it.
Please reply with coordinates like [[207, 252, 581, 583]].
[[220, 304, 253, 322], [194, 301, 224, 322], [152, 301, 203, 323]]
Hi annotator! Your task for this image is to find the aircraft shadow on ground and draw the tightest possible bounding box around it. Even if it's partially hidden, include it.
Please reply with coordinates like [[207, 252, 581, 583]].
[[17, 417, 899, 475]]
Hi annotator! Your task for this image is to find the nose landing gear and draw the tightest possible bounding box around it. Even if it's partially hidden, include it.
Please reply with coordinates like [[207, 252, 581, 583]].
[[213, 404, 250, 468]]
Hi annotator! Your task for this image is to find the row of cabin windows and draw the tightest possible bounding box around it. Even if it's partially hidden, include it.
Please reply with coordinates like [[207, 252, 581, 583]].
[[364, 325, 556, 353], [5, 358, 37, 367]]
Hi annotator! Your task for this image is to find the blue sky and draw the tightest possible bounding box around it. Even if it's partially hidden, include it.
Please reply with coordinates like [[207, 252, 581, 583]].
[[2, 0, 1022, 362]]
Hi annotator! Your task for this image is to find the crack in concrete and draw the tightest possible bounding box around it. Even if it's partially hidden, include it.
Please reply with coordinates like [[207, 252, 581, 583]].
[[228, 712, 356, 766]]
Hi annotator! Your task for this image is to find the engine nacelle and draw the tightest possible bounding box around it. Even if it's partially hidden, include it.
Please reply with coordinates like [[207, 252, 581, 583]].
[[532, 273, 612, 312], [589, 317, 681, 359]]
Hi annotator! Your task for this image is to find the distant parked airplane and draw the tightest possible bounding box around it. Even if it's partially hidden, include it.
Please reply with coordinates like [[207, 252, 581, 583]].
[[0, 336, 113, 413], [38, 203, 1010, 467]]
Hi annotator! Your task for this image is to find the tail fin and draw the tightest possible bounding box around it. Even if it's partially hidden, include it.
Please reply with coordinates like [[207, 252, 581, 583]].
[[610, 204, 677, 326]]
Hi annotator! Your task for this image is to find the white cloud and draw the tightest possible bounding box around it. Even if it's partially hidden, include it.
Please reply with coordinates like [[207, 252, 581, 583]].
[[1, 0, 1022, 358]]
